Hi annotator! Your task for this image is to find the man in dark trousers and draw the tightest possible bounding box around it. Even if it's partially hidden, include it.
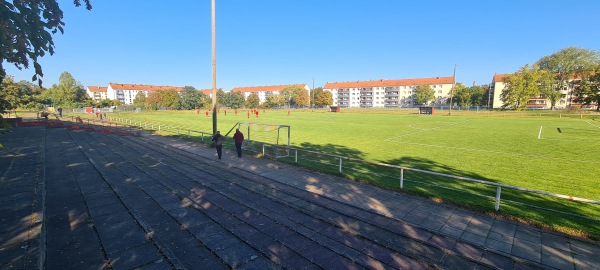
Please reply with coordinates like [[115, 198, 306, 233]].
[[212, 131, 223, 159], [232, 128, 244, 157]]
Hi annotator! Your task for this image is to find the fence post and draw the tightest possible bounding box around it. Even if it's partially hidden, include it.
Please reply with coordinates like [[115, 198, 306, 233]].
[[339, 157, 343, 173], [400, 168, 404, 189], [201, 132, 204, 142], [262, 144, 265, 157], [295, 149, 298, 163], [158, 124, 161, 131], [495, 186, 502, 211]]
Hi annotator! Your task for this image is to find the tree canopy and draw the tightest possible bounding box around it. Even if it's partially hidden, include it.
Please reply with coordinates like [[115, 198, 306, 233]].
[[312, 88, 333, 106], [573, 65, 600, 111], [414, 85, 434, 105], [0, 0, 92, 85], [245, 93, 260, 108], [501, 64, 551, 110], [536, 47, 600, 109]]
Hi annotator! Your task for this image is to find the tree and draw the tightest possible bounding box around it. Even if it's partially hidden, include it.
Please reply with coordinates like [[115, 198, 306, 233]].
[[97, 99, 112, 108], [313, 88, 333, 106], [265, 94, 285, 108], [245, 93, 260, 108], [133, 92, 146, 108], [536, 47, 600, 109], [414, 84, 434, 105], [145, 92, 161, 110], [160, 90, 180, 109], [178, 86, 206, 110], [500, 64, 550, 110], [573, 65, 600, 111], [0, 0, 92, 85], [47, 71, 86, 107], [216, 89, 226, 107], [452, 84, 470, 107], [280, 85, 305, 107], [227, 91, 245, 109], [294, 89, 310, 107], [0, 76, 19, 111], [469, 85, 488, 106]]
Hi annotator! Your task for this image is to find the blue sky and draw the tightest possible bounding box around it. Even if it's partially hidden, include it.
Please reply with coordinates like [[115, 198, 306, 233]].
[[5, 0, 599, 90]]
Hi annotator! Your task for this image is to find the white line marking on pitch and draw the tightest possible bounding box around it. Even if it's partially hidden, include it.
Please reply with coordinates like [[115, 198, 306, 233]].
[[384, 120, 471, 141], [583, 120, 600, 129], [387, 141, 600, 164]]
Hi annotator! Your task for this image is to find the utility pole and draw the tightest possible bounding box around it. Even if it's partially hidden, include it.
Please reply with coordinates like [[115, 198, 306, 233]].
[[449, 64, 457, 115], [211, 0, 217, 134], [311, 78, 314, 108]]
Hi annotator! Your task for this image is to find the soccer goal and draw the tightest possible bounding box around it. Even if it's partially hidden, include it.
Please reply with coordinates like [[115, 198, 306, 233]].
[[227, 122, 291, 158]]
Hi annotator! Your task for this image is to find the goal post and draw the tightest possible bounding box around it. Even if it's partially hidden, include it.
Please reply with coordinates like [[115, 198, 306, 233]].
[[230, 122, 291, 158]]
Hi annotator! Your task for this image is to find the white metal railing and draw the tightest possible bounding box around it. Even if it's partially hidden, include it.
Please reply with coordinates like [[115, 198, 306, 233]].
[[100, 116, 600, 221]]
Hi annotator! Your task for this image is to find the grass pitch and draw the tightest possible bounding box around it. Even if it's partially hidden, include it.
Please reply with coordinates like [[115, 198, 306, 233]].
[[105, 108, 600, 239]]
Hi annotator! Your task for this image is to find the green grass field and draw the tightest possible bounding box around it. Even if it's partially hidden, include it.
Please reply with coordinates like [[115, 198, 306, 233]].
[[90, 108, 600, 239]]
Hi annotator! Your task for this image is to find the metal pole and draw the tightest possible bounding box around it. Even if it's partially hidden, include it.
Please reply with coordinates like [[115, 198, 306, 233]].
[[449, 64, 457, 115], [211, 0, 217, 135], [339, 158, 343, 173], [400, 168, 404, 189], [495, 186, 502, 211]]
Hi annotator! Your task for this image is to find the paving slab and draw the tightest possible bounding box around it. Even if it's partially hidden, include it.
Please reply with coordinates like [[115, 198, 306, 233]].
[[0, 125, 598, 269]]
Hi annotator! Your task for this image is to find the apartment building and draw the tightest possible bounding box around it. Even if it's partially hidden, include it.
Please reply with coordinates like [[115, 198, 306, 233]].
[[106, 83, 184, 105], [323, 77, 454, 108], [231, 84, 310, 104], [86, 86, 108, 101], [490, 74, 582, 109]]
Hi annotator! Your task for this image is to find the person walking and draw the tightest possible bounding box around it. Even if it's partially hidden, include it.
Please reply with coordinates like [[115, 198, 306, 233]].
[[212, 131, 223, 159], [232, 128, 244, 157]]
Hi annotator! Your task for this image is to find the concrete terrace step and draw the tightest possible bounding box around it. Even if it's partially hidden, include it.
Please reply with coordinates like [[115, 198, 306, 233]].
[[0, 125, 598, 270], [81, 129, 539, 269]]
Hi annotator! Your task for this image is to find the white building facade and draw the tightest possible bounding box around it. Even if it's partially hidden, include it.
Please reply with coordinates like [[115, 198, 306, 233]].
[[106, 83, 184, 105], [324, 77, 455, 108], [86, 86, 108, 101]]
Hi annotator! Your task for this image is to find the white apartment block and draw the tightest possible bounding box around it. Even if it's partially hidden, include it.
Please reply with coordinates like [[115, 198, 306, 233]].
[[231, 84, 310, 104], [324, 77, 454, 108], [86, 86, 108, 101], [490, 74, 583, 109], [106, 83, 184, 105]]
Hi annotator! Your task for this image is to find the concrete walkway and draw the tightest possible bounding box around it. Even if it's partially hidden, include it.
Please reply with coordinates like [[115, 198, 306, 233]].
[[0, 125, 598, 269]]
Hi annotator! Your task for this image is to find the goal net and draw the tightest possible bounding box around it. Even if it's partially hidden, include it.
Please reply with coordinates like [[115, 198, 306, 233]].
[[229, 122, 291, 158]]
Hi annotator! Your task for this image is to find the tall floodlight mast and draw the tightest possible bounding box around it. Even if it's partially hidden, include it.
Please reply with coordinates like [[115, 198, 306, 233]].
[[211, 0, 217, 134], [449, 64, 457, 115]]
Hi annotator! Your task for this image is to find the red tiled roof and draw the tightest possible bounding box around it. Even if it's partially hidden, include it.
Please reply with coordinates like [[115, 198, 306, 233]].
[[323, 77, 454, 89], [493, 74, 508, 83], [200, 89, 214, 95], [109, 83, 184, 92], [231, 84, 307, 93], [87, 86, 107, 92]]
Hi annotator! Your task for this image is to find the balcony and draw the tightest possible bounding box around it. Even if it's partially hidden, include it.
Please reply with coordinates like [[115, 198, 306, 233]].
[[360, 88, 373, 94]]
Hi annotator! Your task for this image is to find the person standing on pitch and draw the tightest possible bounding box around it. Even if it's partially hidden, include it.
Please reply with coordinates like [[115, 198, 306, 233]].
[[233, 128, 244, 157], [212, 131, 223, 159]]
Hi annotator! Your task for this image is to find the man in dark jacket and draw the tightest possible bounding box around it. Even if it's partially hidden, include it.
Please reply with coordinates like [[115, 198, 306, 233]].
[[232, 128, 244, 157], [212, 131, 223, 159]]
